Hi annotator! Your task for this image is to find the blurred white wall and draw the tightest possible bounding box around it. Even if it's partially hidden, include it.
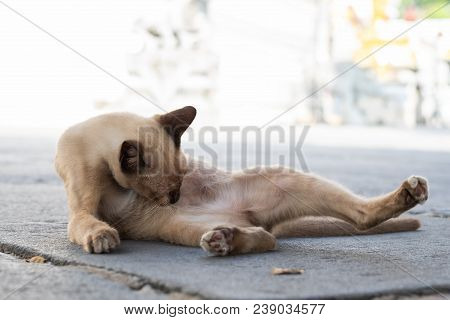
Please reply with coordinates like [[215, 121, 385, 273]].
[[0, 0, 167, 132], [0, 0, 449, 134]]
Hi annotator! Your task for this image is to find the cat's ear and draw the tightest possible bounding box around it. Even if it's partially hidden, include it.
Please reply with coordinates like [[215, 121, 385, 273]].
[[120, 140, 144, 173], [158, 106, 197, 148]]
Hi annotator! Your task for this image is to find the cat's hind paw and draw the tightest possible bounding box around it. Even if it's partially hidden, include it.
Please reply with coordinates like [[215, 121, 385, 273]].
[[200, 227, 234, 256], [404, 176, 428, 205]]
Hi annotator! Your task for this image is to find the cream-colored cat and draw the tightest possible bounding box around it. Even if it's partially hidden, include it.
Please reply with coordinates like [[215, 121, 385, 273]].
[[55, 106, 428, 255]]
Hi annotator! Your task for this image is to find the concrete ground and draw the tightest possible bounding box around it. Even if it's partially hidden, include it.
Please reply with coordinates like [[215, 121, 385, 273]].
[[0, 135, 449, 299]]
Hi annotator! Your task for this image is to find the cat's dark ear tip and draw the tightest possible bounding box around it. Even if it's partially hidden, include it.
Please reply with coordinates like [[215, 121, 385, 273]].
[[176, 106, 197, 125], [183, 106, 197, 115]]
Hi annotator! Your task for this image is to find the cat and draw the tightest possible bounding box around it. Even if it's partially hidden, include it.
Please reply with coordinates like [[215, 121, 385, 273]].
[[55, 106, 428, 255]]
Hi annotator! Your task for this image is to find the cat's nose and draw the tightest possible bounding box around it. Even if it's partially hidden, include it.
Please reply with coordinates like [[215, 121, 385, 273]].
[[168, 189, 181, 204]]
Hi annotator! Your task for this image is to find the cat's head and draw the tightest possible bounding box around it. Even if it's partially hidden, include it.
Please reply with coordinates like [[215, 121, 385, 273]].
[[119, 106, 196, 205]]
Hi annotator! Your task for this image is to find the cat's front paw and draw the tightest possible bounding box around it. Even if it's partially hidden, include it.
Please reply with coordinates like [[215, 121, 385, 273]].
[[403, 176, 428, 205], [200, 227, 234, 256], [82, 226, 120, 253]]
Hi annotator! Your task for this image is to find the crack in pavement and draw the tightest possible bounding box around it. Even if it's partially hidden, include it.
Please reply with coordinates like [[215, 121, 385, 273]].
[[0, 242, 203, 299]]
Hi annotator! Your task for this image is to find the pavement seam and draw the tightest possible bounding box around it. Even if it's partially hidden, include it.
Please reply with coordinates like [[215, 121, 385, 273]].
[[0, 242, 204, 300]]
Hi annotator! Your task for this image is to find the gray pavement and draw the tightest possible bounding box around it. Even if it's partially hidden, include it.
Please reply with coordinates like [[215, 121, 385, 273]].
[[0, 253, 167, 299], [0, 135, 449, 299]]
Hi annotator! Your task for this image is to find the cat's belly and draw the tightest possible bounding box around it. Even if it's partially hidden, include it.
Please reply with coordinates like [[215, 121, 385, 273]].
[[176, 161, 232, 207]]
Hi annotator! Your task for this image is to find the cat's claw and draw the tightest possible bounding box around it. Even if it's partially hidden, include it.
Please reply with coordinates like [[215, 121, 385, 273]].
[[200, 228, 234, 256]]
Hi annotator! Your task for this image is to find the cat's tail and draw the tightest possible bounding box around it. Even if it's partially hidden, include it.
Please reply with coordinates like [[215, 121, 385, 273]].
[[271, 216, 420, 238]]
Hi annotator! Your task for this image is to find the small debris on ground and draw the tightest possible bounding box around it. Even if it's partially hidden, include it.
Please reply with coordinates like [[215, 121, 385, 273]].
[[27, 256, 46, 264], [271, 267, 304, 275]]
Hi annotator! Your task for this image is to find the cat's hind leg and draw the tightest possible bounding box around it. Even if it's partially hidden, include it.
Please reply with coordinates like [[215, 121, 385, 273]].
[[156, 210, 276, 256], [200, 226, 276, 256], [239, 170, 428, 232]]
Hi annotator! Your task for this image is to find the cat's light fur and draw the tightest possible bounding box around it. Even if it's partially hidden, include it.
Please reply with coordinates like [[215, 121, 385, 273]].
[[55, 107, 428, 255]]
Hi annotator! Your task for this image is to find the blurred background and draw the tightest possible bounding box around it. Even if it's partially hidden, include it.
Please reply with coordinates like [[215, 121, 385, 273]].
[[0, 0, 449, 150]]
